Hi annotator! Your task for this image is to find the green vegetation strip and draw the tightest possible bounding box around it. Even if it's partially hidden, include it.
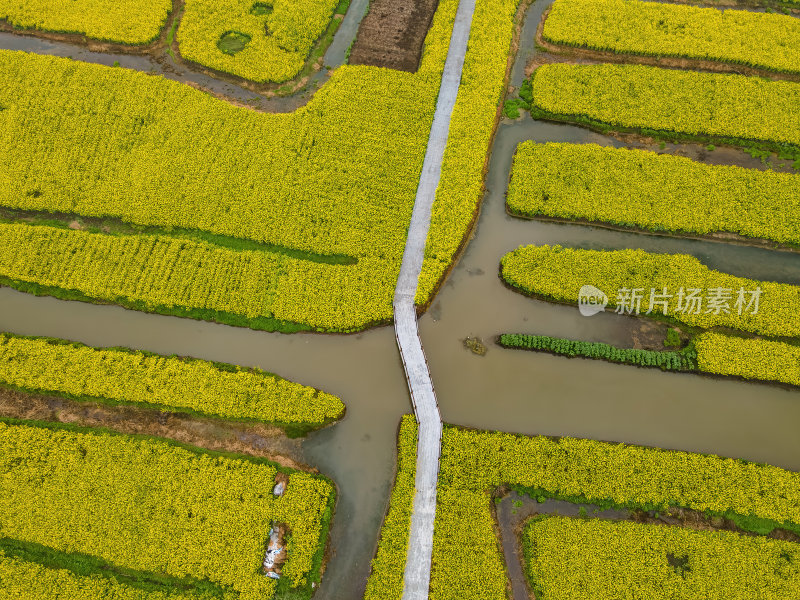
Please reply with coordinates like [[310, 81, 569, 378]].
[[530, 63, 800, 151], [429, 424, 800, 599], [500, 245, 800, 338], [0, 332, 343, 433], [507, 142, 800, 245], [0, 420, 335, 599], [498, 333, 695, 371], [363, 415, 418, 600], [179, 0, 341, 83], [499, 332, 800, 387], [0, 0, 171, 44], [523, 516, 800, 600], [542, 0, 800, 75]]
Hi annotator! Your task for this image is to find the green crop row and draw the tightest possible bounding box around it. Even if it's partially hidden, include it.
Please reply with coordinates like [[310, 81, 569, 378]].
[[363, 415, 418, 600], [415, 0, 523, 304], [507, 142, 800, 245], [0, 547, 229, 600], [0, 332, 343, 431], [428, 424, 800, 599], [500, 245, 800, 338], [0, 0, 171, 44], [500, 330, 800, 388], [523, 516, 800, 600], [542, 0, 800, 75], [696, 332, 800, 387], [530, 63, 800, 149], [0, 420, 335, 599], [498, 333, 695, 371], [178, 0, 340, 83]]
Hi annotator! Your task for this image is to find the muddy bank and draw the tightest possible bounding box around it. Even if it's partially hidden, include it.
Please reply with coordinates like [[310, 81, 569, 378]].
[[0, 386, 308, 469], [349, 0, 440, 71], [508, 211, 800, 255]]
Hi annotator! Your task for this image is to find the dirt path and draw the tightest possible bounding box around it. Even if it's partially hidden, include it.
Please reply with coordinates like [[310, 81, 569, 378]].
[[0, 387, 308, 469]]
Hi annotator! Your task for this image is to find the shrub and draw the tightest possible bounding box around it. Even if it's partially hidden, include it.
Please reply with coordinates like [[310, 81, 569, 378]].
[[498, 333, 695, 371]]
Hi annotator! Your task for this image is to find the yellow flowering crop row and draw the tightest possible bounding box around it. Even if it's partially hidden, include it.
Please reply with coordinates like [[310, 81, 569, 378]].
[[0, 550, 230, 600], [501, 245, 800, 337], [415, 0, 522, 304], [696, 332, 800, 387], [0, 222, 399, 332], [543, 0, 800, 74], [0, 0, 171, 44], [531, 63, 800, 147], [507, 142, 800, 245], [363, 415, 418, 600], [0, 332, 344, 428], [427, 424, 800, 598], [524, 516, 800, 599], [179, 0, 340, 83], [0, 421, 335, 598]]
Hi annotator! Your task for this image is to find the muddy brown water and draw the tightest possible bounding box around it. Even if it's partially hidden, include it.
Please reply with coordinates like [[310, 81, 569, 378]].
[[2, 0, 800, 598]]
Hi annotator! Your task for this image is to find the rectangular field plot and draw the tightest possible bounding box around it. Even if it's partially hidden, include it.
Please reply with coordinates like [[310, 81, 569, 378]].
[[0, 0, 171, 44], [0, 332, 344, 430], [0, 421, 335, 599], [530, 63, 800, 148], [524, 516, 800, 599], [507, 142, 800, 246], [542, 0, 800, 74], [501, 245, 800, 338]]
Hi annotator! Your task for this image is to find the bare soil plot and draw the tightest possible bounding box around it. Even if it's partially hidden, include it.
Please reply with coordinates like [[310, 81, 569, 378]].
[[348, 0, 439, 71]]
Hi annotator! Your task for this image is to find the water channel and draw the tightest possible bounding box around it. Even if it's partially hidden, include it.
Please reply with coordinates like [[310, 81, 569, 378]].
[[1, 0, 800, 598]]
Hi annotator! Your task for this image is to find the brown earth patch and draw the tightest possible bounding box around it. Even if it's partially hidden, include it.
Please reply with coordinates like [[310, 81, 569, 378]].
[[0, 386, 311, 470], [348, 0, 440, 72]]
